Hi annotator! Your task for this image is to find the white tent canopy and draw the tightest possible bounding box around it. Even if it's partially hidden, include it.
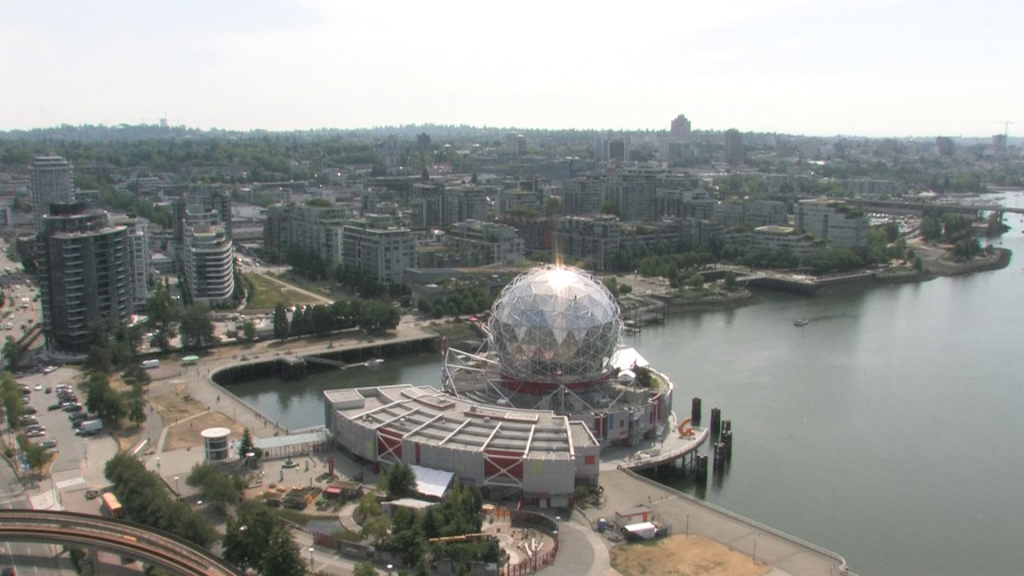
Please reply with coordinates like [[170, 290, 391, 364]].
[[410, 464, 454, 499]]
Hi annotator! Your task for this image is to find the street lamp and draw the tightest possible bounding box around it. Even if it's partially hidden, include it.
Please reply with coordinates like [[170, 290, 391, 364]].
[[155, 456, 160, 472], [308, 547, 314, 569], [174, 476, 179, 494], [386, 564, 393, 576]]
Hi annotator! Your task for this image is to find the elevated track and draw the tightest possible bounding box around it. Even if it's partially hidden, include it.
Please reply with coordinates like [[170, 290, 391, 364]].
[[0, 510, 243, 576]]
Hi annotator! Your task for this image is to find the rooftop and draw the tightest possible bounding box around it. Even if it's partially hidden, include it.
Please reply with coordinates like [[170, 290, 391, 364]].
[[326, 384, 598, 456]]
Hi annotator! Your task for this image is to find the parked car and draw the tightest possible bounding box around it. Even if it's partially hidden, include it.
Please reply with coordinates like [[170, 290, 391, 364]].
[[40, 439, 57, 449], [19, 416, 38, 426], [84, 489, 100, 500], [62, 404, 83, 413], [23, 406, 37, 415], [25, 430, 44, 438], [75, 429, 94, 437], [33, 384, 41, 391], [47, 403, 61, 411], [44, 387, 51, 394], [69, 413, 90, 423], [42, 366, 57, 374]]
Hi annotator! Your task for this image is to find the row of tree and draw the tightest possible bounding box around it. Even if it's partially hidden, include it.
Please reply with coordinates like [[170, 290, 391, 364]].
[[273, 299, 401, 340], [104, 453, 219, 547], [417, 284, 494, 318]]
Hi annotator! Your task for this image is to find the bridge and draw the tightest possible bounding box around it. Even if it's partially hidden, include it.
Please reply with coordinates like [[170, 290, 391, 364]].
[[845, 198, 1023, 216], [0, 510, 243, 576]]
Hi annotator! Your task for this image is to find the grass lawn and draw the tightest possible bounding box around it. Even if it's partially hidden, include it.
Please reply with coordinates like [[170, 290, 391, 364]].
[[243, 274, 323, 310]]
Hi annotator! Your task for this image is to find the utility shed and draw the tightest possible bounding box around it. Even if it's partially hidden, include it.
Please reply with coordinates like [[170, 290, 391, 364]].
[[615, 505, 652, 527], [410, 464, 454, 499]]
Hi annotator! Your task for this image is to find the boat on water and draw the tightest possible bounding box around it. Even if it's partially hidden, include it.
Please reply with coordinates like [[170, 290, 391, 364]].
[[366, 357, 384, 368], [793, 318, 809, 327]]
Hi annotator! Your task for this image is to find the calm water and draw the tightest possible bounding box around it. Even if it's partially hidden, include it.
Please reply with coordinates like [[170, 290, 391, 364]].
[[231, 192, 1024, 575]]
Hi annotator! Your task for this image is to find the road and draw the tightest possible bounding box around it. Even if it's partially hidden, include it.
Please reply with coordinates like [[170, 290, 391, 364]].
[[0, 238, 42, 361], [0, 457, 72, 576]]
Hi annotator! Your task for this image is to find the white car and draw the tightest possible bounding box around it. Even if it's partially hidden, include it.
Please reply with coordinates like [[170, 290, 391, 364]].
[[42, 366, 57, 374], [34, 384, 42, 391]]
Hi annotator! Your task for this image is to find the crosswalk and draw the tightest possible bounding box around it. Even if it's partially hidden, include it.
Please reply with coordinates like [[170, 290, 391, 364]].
[[54, 476, 85, 490]]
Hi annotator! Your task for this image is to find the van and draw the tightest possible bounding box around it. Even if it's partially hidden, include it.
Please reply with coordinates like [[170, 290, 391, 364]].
[[142, 359, 160, 369]]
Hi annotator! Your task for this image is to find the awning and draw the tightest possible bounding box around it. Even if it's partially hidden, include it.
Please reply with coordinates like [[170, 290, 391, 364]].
[[410, 464, 454, 499], [323, 486, 341, 495]]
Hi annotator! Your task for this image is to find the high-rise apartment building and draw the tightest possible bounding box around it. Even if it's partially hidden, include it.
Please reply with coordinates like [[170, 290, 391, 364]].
[[30, 156, 74, 233], [670, 114, 692, 142], [111, 215, 152, 311], [723, 129, 744, 165], [341, 219, 415, 285], [38, 203, 133, 354], [182, 209, 235, 306]]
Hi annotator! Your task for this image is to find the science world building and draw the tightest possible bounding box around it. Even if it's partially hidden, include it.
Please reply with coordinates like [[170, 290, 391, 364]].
[[325, 265, 681, 507]]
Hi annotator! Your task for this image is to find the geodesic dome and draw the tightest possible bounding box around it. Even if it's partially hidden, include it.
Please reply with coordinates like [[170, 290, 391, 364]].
[[489, 266, 621, 383]]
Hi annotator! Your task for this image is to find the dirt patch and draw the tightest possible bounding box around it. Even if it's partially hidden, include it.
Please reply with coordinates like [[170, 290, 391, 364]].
[[164, 411, 243, 451], [610, 535, 770, 576], [150, 382, 206, 423], [110, 425, 148, 453]]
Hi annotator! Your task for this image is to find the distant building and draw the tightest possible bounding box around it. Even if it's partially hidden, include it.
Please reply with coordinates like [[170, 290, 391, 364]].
[[408, 182, 446, 228], [38, 203, 133, 354], [607, 139, 626, 162], [840, 179, 897, 196], [30, 156, 74, 233], [670, 114, 691, 142], [719, 200, 788, 228], [554, 216, 622, 271], [263, 203, 347, 267], [505, 133, 527, 156], [561, 179, 605, 216], [341, 218, 415, 285], [443, 220, 525, 266], [723, 129, 744, 165], [796, 199, 869, 249], [445, 186, 491, 223], [111, 215, 152, 311], [749, 225, 817, 259]]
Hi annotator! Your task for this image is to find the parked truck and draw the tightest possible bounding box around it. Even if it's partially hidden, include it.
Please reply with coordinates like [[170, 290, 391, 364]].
[[77, 419, 104, 434]]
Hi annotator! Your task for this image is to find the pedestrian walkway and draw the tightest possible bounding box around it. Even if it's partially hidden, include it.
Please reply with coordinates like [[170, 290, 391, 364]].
[[53, 476, 85, 490]]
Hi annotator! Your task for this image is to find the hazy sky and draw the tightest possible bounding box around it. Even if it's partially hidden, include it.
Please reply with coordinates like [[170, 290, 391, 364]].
[[1, 0, 1019, 136]]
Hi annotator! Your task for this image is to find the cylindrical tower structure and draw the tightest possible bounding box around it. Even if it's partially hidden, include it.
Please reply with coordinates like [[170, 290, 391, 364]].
[[201, 427, 231, 461]]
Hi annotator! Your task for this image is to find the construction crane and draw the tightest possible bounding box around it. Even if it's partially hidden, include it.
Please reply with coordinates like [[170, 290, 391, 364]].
[[992, 120, 1014, 139]]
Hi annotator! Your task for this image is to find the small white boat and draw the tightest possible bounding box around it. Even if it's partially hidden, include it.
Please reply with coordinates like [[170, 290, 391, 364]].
[[793, 318, 809, 327], [366, 357, 384, 368]]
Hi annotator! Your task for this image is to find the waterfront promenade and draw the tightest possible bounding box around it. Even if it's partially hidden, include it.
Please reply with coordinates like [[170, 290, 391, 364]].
[[587, 468, 850, 576]]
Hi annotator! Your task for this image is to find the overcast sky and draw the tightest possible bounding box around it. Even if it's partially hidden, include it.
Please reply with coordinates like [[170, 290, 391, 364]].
[[1, 0, 1019, 137]]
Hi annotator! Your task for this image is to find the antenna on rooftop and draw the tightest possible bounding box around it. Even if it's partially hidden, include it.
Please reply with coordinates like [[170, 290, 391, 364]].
[[992, 120, 1014, 140]]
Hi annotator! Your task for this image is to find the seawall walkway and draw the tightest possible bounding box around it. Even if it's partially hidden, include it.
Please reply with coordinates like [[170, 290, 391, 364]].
[[594, 468, 852, 576]]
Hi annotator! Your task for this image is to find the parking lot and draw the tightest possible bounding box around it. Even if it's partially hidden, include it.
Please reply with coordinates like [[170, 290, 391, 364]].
[[17, 366, 102, 478]]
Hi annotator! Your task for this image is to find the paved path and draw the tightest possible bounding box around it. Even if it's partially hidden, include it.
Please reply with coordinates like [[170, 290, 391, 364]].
[[593, 468, 849, 576]]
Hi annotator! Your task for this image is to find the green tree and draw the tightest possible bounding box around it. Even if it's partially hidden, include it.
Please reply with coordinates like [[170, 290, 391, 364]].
[[382, 461, 418, 500], [125, 383, 147, 426], [3, 336, 22, 370], [242, 321, 257, 342], [259, 526, 306, 576], [85, 372, 112, 415], [19, 434, 49, 477], [146, 285, 179, 351], [201, 472, 242, 514], [273, 303, 290, 340], [724, 271, 738, 290], [180, 303, 216, 351], [224, 500, 300, 575], [686, 272, 705, 289], [353, 561, 379, 576], [122, 360, 151, 388], [237, 428, 262, 460]]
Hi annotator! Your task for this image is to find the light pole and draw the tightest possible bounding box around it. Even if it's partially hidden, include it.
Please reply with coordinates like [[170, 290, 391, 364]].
[[752, 532, 758, 561], [308, 546, 314, 570], [174, 476, 179, 494], [386, 564, 393, 576], [155, 456, 160, 472]]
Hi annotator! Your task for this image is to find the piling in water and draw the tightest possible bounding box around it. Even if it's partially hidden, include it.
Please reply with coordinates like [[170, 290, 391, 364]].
[[691, 397, 702, 425], [710, 408, 721, 437]]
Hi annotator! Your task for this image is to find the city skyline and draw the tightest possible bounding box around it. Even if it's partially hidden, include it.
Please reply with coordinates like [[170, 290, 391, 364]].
[[1, 0, 1020, 137]]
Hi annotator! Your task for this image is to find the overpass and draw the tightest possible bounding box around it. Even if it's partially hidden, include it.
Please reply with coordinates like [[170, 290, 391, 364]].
[[0, 510, 243, 576]]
